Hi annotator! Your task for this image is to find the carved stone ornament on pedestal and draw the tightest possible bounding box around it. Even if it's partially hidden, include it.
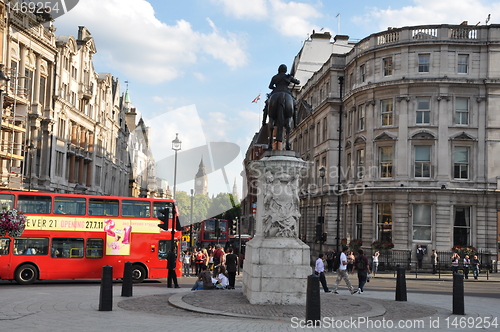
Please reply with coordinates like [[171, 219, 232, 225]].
[[242, 150, 311, 305], [261, 168, 301, 238]]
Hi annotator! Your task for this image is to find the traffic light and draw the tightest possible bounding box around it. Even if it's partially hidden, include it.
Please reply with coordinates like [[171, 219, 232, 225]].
[[231, 220, 237, 235], [157, 208, 170, 231], [215, 219, 221, 238], [315, 224, 322, 240], [322, 232, 327, 242]]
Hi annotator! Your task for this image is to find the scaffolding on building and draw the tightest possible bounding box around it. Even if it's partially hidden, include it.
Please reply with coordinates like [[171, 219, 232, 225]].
[[0, 65, 29, 190]]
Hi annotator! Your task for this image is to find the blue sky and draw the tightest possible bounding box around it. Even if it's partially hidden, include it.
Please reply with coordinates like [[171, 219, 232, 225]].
[[53, 0, 499, 199]]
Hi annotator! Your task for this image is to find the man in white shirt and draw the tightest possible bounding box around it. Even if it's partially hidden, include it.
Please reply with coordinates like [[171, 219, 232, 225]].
[[331, 246, 356, 294], [315, 253, 331, 293]]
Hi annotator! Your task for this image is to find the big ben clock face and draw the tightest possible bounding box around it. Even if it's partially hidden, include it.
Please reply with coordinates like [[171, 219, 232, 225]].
[[196, 180, 201, 185]]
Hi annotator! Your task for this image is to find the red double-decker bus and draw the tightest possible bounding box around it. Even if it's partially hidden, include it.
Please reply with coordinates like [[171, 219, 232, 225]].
[[0, 191, 182, 284], [196, 219, 229, 248]]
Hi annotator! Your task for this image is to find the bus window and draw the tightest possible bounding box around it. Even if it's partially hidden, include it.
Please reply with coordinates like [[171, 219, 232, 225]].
[[89, 199, 119, 217], [0, 238, 10, 254], [18, 195, 52, 214], [122, 200, 151, 218], [54, 196, 86, 215], [153, 202, 174, 219], [13, 237, 49, 255], [52, 238, 84, 258], [0, 194, 14, 210], [204, 220, 215, 231], [158, 240, 175, 259], [86, 239, 103, 258]]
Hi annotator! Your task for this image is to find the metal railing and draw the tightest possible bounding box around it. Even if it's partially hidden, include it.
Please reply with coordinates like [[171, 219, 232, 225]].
[[364, 249, 497, 279]]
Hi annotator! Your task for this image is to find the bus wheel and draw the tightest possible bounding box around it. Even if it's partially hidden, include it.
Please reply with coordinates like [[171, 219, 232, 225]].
[[15, 264, 38, 285], [131, 265, 146, 283]]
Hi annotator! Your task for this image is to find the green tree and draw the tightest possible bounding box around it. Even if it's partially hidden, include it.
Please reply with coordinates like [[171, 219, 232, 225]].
[[174, 191, 239, 226], [207, 193, 233, 219], [174, 191, 191, 223], [193, 194, 211, 223]]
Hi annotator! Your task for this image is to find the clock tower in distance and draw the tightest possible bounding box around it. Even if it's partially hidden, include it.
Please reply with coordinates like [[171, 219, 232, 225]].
[[194, 157, 208, 195]]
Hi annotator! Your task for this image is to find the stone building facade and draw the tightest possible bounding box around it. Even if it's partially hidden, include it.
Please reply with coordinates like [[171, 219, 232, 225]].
[[0, 2, 161, 197], [287, 24, 500, 264]]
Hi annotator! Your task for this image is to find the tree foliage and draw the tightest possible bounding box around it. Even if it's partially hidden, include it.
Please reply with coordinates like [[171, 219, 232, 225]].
[[174, 191, 239, 225]]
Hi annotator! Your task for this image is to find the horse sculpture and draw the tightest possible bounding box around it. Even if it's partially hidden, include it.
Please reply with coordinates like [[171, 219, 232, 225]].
[[263, 64, 299, 150], [264, 92, 295, 150]]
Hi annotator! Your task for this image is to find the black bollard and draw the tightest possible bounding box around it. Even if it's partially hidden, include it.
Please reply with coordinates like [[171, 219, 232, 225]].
[[395, 266, 407, 301], [99, 265, 113, 311], [452, 273, 465, 315], [306, 274, 321, 326], [121, 262, 133, 297]]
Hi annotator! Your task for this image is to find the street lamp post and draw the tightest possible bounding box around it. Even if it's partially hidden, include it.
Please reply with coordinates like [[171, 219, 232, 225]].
[[336, 76, 344, 253], [171, 134, 181, 255], [171, 133, 181, 200], [236, 216, 241, 274], [319, 166, 326, 254], [190, 188, 194, 249]]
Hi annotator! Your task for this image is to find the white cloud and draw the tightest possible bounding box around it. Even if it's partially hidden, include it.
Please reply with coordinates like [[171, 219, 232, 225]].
[[211, 0, 268, 19], [146, 105, 208, 160], [54, 0, 248, 84], [200, 20, 249, 70], [152, 96, 165, 103], [353, 0, 500, 32], [268, 0, 323, 37], [193, 72, 207, 82], [210, 0, 323, 38]]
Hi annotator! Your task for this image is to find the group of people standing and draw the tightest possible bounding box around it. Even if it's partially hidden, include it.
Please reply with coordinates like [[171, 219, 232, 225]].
[[181, 244, 239, 290], [451, 252, 481, 279], [165, 244, 239, 290], [315, 246, 375, 295]]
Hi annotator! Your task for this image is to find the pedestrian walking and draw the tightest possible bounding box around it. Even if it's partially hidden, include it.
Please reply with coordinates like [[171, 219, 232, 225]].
[[212, 244, 225, 277], [472, 255, 480, 279], [315, 253, 331, 293], [353, 249, 371, 294], [416, 245, 425, 269], [463, 255, 470, 279], [372, 251, 380, 276], [451, 252, 460, 274], [224, 247, 238, 289], [166, 249, 180, 288], [182, 251, 191, 276], [347, 251, 355, 274], [191, 248, 198, 276], [326, 249, 335, 273], [195, 249, 207, 275], [331, 246, 356, 295], [430, 250, 438, 274]]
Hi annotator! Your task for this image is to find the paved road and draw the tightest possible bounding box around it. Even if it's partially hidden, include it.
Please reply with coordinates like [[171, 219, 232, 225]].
[[0, 272, 498, 331]]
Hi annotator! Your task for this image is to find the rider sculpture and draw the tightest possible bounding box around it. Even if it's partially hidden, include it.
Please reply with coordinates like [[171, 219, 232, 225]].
[[263, 64, 299, 150]]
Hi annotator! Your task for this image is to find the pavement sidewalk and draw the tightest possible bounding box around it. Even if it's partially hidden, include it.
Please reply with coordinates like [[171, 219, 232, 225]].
[[0, 272, 498, 331]]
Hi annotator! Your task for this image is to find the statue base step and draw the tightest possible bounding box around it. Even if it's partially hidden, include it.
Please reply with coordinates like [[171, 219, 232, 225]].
[[242, 236, 311, 305]]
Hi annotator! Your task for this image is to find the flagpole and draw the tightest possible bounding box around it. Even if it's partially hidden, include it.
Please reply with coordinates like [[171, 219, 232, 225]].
[[258, 94, 261, 128], [252, 93, 262, 129]]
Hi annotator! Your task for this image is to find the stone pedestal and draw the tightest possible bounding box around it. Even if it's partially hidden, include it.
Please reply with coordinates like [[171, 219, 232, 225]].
[[242, 150, 311, 305]]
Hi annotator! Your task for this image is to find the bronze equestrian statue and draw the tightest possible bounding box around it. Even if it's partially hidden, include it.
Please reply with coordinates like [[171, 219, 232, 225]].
[[263, 64, 299, 150]]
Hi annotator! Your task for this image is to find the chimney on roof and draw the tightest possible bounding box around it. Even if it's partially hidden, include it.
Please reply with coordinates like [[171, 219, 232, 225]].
[[78, 26, 91, 41], [311, 30, 332, 40]]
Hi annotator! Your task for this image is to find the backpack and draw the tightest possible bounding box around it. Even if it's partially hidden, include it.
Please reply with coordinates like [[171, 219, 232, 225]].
[[332, 254, 341, 271], [356, 256, 366, 270]]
